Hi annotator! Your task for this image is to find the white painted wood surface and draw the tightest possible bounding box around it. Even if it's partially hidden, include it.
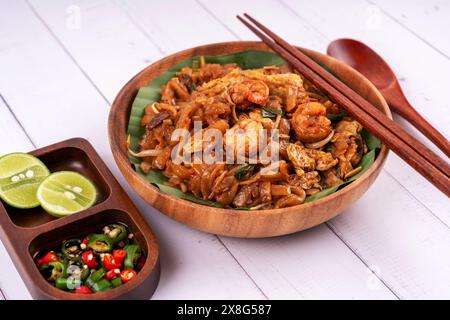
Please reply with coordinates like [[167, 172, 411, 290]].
[[370, 0, 450, 59], [0, 0, 448, 299]]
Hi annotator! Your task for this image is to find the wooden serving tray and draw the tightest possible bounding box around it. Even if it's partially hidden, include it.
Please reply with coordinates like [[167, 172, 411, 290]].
[[0, 138, 160, 300]]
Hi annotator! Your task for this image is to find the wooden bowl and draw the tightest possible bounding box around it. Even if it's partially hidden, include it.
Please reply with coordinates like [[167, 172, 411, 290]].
[[109, 41, 391, 238], [0, 138, 160, 299]]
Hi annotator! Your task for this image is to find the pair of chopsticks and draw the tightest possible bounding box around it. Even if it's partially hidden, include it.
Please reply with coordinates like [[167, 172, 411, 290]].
[[237, 14, 450, 197]]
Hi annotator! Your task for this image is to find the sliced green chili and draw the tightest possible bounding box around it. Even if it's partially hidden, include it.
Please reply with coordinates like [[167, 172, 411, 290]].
[[91, 267, 106, 282], [61, 239, 82, 262], [47, 261, 67, 281], [80, 267, 90, 281], [87, 234, 114, 253], [124, 245, 142, 270], [105, 224, 128, 244], [55, 277, 81, 291], [111, 277, 122, 288], [85, 267, 106, 289], [91, 279, 112, 292]]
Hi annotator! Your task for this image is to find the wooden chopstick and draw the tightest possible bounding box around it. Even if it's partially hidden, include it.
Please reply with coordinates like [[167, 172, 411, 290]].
[[237, 14, 450, 197]]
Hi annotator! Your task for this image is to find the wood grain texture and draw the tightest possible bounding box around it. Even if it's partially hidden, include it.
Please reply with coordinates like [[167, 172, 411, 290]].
[[0, 241, 31, 299], [28, 0, 163, 101], [370, 0, 450, 58], [116, 0, 237, 54], [0, 138, 160, 300], [220, 223, 397, 299], [329, 171, 450, 299], [108, 41, 391, 238]]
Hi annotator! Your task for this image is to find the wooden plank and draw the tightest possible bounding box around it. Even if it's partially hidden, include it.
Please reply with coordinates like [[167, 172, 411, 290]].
[[0, 241, 32, 300], [0, 96, 35, 154], [222, 221, 397, 299], [371, 0, 450, 58], [196, 0, 329, 50], [27, 0, 397, 299], [0, 0, 265, 299], [329, 171, 450, 299], [0, 98, 34, 300], [115, 0, 237, 55], [30, 0, 163, 102], [280, 0, 450, 224]]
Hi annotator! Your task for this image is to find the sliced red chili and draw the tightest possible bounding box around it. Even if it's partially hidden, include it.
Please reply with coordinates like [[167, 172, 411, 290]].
[[120, 269, 137, 284], [37, 251, 59, 266], [113, 249, 126, 265], [74, 286, 93, 294], [102, 253, 122, 270], [81, 251, 98, 269], [105, 268, 121, 280]]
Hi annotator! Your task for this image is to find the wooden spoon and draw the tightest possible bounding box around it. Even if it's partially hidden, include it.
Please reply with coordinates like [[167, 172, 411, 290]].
[[327, 38, 450, 158]]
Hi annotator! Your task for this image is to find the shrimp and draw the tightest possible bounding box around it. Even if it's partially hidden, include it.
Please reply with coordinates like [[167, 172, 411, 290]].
[[291, 102, 332, 143], [230, 79, 269, 106]]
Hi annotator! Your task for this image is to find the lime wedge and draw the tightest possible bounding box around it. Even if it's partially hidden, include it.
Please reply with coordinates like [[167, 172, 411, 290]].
[[0, 153, 50, 209], [37, 171, 97, 217]]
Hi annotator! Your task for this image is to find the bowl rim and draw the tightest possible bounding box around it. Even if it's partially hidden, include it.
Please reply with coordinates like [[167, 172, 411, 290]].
[[109, 41, 391, 218]]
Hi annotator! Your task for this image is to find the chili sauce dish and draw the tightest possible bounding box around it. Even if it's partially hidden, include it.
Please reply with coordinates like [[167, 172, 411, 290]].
[[34, 223, 145, 294]]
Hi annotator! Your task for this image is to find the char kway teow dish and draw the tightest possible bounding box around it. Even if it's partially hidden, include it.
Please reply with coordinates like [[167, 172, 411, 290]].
[[129, 53, 380, 210]]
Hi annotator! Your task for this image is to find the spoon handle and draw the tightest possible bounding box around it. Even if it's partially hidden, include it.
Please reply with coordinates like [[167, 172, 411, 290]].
[[387, 92, 450, 158]]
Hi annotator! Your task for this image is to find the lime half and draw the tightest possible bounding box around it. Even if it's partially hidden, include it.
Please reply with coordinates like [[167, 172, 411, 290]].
[[37, 171, 97, 217], [0, 153, 50, 208]]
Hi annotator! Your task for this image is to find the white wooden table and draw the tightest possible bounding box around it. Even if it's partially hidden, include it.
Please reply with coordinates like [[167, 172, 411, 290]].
[[0, 0, 449, 300]]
